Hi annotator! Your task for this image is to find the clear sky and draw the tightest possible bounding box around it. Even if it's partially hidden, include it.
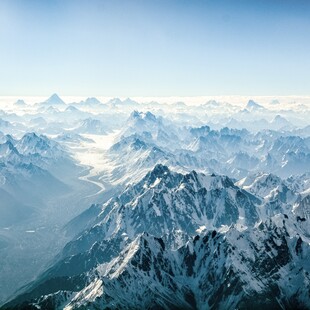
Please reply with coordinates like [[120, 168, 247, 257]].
[[0, 0, 309, 96]]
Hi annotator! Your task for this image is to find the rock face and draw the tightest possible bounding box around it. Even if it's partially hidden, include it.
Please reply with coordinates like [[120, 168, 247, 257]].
[[3, 165, 310, 310]]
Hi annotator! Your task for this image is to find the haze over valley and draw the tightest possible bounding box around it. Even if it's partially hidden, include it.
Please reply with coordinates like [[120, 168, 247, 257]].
[[0, 94, 309, 309], [1, 0, 310, 308]]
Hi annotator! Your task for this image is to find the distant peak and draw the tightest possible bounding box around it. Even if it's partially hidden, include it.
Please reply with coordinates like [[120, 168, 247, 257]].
[[271, 114, 289, 123], [123, 98, 138, 105], [82, 97, 101, 105], [24, 132, 38, 138], [130, 111, 156, 122], [130, 110, 140, 118], [246, 100, 264, 110], [22, 132, 40, 141], [50, 93, 60, 99], [14, 99, 26, 106], [145, 111, 157, 121], [108, 97, 123, 105], [174, 101, 187, 107], [44, 93, 65, 105], [205, 100, 220, 107], [66, 105, 79, 112]]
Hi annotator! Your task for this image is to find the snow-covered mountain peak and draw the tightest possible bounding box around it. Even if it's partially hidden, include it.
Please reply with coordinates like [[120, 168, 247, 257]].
[[88, 165, 260, 245], [15, 132, 64, 159], [270, 99, 280, 105], [77, 118, 107, 135], [84, 97, 101, 105], [0, 140, 19, 158], [137, 164, 181, 191], [1, 95, 310, 309], [18, 132, 46, 147], [65, 105, 80, 112], [238, 172, 281, 188], [14, 99, 26, 106], [270, 114, 292, 130], [107, 97, 123, 106], [181, 170, 236, 192], [138, 165, 237, 195], [271, 114, 289, 123], [123, 98, 139, 106], [43, 93, 65, 105], [286, 173, 310, 196], [22, 213, 310, 310], [129, 110, 157, 122], [293, 194, 310, 220], [190, 125, 210, 137], [130, 138, 148, 151], [246, 99, 265, 111], [0, 134, 17, 145], [5, 158, 310, 309], [17, 133, 49, 154], [46, 106, 60, 113], [117, 111, 165, 142], [237, 172, 296, 204], [204, 99, 220, 107], [110, 134, 147, 152]]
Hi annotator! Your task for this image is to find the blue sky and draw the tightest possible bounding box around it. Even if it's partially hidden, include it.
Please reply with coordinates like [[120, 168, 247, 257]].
[[0, 0, 309, 96]]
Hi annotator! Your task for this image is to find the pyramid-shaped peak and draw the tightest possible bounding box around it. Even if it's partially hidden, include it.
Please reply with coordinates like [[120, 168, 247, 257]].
[[44, 93, 65, 105]]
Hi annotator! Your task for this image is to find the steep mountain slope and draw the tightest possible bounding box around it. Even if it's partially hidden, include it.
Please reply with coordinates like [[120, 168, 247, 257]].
[[60, 223, 310, 310], [119, 111, 182, 150], [0, 132, 76, 176], [0, 100, 309, 310], [237, 172, 296, 203], [88, 111, 310, 187], [0, 133, 81, 227], [5, 165, 309, 309], [0, 131, 103, 305]]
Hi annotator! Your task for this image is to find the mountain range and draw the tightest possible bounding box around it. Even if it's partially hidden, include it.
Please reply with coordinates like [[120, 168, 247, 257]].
[[4, 165, 310, 309], [0, 95, 309, 309]]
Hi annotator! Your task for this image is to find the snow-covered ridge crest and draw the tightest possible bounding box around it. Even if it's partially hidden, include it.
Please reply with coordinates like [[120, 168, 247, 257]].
[[3, 163, 310, 309], [67, 164, 261, 255]]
